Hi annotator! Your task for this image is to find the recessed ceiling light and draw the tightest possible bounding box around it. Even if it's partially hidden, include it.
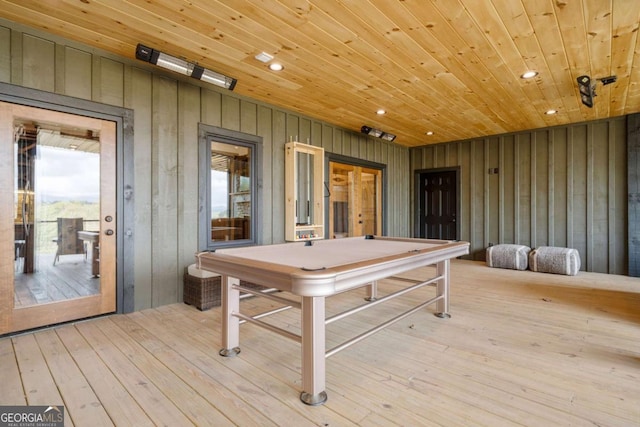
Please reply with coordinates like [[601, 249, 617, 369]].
[[426, 131, 434, 136], [545, 109, 557, 115], [269, 63, 284, 71], [521, 70, 538, 79], [376, 109, 386, 115], [255, 52, 274, 63]]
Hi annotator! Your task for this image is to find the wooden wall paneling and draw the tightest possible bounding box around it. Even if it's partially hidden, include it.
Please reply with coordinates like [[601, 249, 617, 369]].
[[394, 144, 410, 237], [271, 110, 287, 243], [586, 123, 594, 270], [571, 124, 588, 269], [22, 34, 54, 91], [436, 145, 447, 168], [299, 117, 311, 144], [386, 145, 396, 235], [177, 82, 200, 296], [627, 114, 640, 276], [483, 139, 490, 248], [63, 47, 92, 100], [240, 100, 257, 135], [501, 135, 515, 243], [487, 137, 500, 247], [221, 95, 240, 131], [530, 133, 537, 248], [286, 113, 299, 142], [366, 136, 375, 162], [258, 105, 274, 245], [151, 76, 179, 306], [409, 145, 420, 171], [552, 128, 568, 247], [99, 58, 124, 107], [126, 67, 153, 309], [341, 132, 352, 156], [54, 44, 64, 94], [351, 134, 361, 158], [0, 26, 9, 82], [517, 134, 532, 247], [591, 122, 610, 273], [612, 117, 627, 273], [446, 143, 457, 167], [358, 136, 368, 161], [374, 137, 385, 165], [311, 121, 322, 148], [321, 124, 333, 153], [201, 89, 222, 126], [9, 28, 21, 86], [459, 141, 471, 251], [534, 130, 549, 248], [416, 145, 425, 169], [120, 66, 135, 313], [513, 136, 521, 244], [332, 128, 343, 154], [547, 130, 555, 246], [471, 139, 485, 258], [410, 116, 628, 273]]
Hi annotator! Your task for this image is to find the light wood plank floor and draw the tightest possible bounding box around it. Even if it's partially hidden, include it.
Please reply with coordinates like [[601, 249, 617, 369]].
[[1, 260, 639, 426]]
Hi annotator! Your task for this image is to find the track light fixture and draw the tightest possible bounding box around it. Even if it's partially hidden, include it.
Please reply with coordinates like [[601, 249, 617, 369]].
[[135, 44, 237, 91], [361, 125, 396, 142], [577, 75, 595, 108], [577, 74, 617, 108]]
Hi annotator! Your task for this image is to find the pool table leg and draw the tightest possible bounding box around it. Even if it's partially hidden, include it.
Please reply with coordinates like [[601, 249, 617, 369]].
[[434, 259, 451, 318], [364, 280, 378, 301], [219, 276, 241, 357], [300, 296, 328, 405]]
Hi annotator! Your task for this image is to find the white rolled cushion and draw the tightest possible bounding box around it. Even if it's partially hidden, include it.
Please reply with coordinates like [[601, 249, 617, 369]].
[[528, 246, 581, 276], [486, 244, 531, 271]]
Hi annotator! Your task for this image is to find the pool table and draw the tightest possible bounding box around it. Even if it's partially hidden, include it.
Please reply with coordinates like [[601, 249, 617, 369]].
[[196, 235, 469, 405]]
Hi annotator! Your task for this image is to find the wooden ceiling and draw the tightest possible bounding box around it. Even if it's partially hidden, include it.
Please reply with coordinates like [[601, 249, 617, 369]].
[[1, 1, 639, 147]]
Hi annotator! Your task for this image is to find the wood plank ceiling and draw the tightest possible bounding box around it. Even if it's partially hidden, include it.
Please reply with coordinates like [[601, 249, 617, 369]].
[[0, 0, 638, 147]]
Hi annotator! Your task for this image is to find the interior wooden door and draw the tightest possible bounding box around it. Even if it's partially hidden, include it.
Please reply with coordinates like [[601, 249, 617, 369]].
[[329, 162, 382, 238], [0, 101, 116, 335]]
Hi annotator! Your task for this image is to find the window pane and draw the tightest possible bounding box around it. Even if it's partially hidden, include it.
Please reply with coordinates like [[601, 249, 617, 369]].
[[210, 141, 251, 242], [14, 120, 101, 307]]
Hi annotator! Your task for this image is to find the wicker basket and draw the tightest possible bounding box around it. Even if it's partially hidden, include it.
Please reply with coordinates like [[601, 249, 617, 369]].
[[183, 267, 221, 310], [183, 267, 267, 311]]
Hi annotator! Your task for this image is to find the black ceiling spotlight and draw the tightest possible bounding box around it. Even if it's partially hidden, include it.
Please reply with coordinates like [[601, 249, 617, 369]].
[[577, 74, 617, 108], [361, 125, 396, 142], [135, 44, 237, 90], [577, 75, 595, 108]]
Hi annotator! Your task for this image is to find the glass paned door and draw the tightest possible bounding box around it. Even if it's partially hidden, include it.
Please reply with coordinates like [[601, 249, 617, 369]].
[[329, 162, 382, 238], [0, 101, 116, 335]]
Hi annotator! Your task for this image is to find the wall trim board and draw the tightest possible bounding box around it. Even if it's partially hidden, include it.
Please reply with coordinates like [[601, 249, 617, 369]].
[[628, 113, 640, 276]]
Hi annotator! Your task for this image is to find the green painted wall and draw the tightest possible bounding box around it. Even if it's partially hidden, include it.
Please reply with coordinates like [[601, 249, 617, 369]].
[[410, 119, 628, 275], [0, 20, 410, 310]]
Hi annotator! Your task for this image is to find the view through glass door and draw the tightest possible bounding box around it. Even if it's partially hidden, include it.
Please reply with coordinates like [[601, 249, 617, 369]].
[[0, 101, 116, 335], [329, 161, 382, 238]]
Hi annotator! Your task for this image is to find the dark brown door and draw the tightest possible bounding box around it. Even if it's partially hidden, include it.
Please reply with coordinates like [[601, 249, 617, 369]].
[[419, 170, 457, 240]]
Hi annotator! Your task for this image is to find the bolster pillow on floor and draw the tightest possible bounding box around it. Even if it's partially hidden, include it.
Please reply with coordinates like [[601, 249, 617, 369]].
[[486, 244, 531, 271], [528, 246, 581, 276]]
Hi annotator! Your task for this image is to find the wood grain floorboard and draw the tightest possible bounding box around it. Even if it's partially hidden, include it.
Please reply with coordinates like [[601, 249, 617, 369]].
[[1, 260, 638, 426]]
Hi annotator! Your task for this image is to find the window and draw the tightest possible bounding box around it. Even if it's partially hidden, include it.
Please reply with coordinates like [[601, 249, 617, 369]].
[[199, 124, 262, 250]]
